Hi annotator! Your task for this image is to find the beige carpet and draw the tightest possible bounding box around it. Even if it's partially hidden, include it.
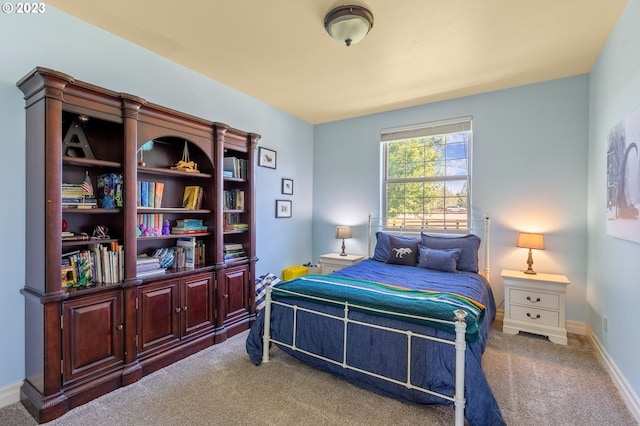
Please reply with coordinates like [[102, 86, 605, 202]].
[[1, 322, 637, 425]]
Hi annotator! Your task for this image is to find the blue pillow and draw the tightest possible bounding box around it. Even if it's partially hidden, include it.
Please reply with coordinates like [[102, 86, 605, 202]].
[[420, 233, 481, 273], [386, 235, 419, 266], [417, 246, 462, 272], [373, 232, 421, 262]]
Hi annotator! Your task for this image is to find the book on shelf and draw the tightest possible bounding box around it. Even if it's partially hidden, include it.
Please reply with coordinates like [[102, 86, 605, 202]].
[[154, 182, 164, 208], [62, 232, 91, 241], [223, 157, 248, 179], [61, 243, 123, 288], [171, 227, 207, 235], [175, 218, 203, 228], [175, 238, 205, 268], [136, 267, 167, 278], [136, 254, 159, 264], [176, 238, 196, 268], [223, 189, 244, 210], [224, 243, 247, 262], [139, 181, 148, 207], [182, 186, 203, 209], [136, 254, 163, 274], [137, 180, 164, 208]]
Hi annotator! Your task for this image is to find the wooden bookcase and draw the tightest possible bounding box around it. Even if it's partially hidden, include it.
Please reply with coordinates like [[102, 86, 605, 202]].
[[17, 67, 260, 423]]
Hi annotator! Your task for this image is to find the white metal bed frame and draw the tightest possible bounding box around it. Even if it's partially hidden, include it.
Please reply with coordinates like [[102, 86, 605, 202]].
[[261, 216, 491, 426]]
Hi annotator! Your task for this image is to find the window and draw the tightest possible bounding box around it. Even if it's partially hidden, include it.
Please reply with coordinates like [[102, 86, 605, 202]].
[[381, 117, 472, 231]]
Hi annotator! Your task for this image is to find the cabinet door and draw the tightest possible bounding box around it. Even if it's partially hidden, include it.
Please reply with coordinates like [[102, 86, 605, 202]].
[[222, 266, 250, 324], [62, 291, 124, 385], [182, 273, 214, 337], [137, 279, 181, 357]]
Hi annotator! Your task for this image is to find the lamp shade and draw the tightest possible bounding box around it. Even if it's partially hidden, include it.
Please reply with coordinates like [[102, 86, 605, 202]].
[[336, 226, 352, 239], [516, 232, 545, 250], [324, 5, 374, 47]]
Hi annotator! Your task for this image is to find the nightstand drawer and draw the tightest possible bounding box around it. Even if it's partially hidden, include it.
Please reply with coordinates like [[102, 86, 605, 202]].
[[509, 289, 559, 310], [510, 305, 559, 327]]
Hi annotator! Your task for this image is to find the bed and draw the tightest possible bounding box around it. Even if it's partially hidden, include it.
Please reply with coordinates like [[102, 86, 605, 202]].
[[246, 217, 505, 426]]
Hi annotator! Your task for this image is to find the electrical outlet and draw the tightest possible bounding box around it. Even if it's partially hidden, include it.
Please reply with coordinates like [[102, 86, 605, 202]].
[[603, 316, 608, 333]]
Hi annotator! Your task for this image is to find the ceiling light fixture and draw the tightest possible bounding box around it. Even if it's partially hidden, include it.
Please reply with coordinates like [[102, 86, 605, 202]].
[[324, 5, 374, 47]]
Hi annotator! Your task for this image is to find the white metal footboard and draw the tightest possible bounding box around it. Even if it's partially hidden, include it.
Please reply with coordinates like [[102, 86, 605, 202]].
[[261, 285, 468, 426]]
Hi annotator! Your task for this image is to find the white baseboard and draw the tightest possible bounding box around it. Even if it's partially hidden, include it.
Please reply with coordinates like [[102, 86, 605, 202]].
[[494, 312, 638, 421], [588, 327, 640, 424], [0, 380, 21, 409]]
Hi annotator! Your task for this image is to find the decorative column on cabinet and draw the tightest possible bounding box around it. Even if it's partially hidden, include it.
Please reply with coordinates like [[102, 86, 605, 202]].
[[213, 123, 260, 341], [120, 94, 146, 386], [18, 68, 74, 423]]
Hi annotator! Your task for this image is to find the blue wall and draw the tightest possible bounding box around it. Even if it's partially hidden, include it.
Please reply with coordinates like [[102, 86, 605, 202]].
[[0, 8, 314, 390], [588, 0, 640, 401], [313, 76, 590, 318]]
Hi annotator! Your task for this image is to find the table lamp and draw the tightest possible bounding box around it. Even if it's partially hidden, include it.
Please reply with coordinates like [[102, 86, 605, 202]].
[[516, 232, 545, 274], [336, 226, 352, 256]]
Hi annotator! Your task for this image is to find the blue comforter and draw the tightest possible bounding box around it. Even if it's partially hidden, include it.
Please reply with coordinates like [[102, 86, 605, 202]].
[[246, 260, 505, 426]]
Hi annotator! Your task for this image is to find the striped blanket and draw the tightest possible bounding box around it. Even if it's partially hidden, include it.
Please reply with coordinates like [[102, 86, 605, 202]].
[[271, 274, 486, 342]]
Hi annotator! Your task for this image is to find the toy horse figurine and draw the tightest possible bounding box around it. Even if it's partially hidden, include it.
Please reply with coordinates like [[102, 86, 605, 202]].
[[171, 141, 199, 173]]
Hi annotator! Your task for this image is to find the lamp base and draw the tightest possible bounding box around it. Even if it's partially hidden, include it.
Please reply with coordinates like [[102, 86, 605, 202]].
[[340, 239, 347, 256], [524, 249, 536, 274]]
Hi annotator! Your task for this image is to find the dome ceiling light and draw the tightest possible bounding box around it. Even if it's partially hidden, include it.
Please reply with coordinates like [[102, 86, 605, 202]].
[[324, 5, 374, 47]]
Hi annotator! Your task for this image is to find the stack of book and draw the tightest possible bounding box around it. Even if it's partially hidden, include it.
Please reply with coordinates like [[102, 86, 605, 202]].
[[136, 254, 166, 278], [224, 243, 247, 262], [61, 183, 97, 209], [172, 218, 207, 235], [224, 213, 248, 232], [61, 231, 91, 242]]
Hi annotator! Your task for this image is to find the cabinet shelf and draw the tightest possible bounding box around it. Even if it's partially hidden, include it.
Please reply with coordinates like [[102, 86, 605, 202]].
[[137, 207, 212, 214], [62, 208, 123, 214], [63, 156, 122, 169], [138, 166, 212, 179], [62, 238, 119, 248], [223, 176, 246, 183], [137, 233, 210, 241]]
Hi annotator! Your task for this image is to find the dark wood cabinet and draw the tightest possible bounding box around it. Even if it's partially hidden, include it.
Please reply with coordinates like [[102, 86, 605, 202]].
[[17, 67, 259, 423], [220, 265, 252, 337], [62, 291, 124, 386]]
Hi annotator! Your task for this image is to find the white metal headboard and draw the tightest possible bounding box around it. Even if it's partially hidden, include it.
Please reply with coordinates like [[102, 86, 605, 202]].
[[367, 215, 491, 280]]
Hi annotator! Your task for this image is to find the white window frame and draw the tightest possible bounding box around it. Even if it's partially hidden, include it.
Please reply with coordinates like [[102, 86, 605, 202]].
[[380, 116, 472, 232]]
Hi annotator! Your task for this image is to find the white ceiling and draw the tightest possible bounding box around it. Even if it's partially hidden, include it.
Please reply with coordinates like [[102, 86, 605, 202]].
[[47, 0, 627, 124]]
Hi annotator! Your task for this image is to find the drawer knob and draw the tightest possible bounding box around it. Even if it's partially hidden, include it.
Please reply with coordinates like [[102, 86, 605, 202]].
[[526, 296, 541, 303], [526, 312, 541, 319]]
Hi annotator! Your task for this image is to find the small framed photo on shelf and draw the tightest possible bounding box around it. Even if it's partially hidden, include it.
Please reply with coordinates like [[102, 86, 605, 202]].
[[258, 147, 277, 169], [275, 200, 292, 218], [281, 178, 293, 195]]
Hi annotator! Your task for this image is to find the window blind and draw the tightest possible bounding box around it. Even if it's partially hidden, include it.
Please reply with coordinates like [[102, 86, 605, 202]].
[[381, 116, 472, 142]]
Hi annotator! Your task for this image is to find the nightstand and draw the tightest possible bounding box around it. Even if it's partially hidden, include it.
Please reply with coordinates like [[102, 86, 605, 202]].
[[320, 253, 364, 274], [501, 269, 570, 345]]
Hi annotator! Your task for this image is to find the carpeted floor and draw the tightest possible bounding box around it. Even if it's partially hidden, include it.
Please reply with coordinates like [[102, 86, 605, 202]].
[[0, 322, 637, 425]]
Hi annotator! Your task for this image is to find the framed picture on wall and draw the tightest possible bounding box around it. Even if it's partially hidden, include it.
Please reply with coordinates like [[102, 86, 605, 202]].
[[258, 147, 277, 169], [275, 200, 292, 218], [281, 178, 293, 195]]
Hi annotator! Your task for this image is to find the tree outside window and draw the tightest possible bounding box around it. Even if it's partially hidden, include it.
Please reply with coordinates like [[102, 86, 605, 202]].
[[382, 118, 471, 231]]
